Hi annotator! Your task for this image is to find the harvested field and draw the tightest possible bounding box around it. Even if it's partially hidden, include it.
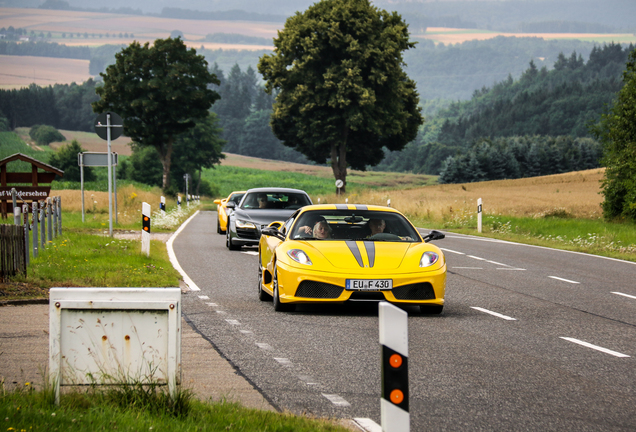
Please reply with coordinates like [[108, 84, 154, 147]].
[[415, 27, 636, 45], [14, 128, 133, 156], [0, 55, 91, 89], [0, 7, 279, 46]]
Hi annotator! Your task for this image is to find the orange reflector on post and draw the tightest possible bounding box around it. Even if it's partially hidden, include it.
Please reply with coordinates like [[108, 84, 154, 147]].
[[390, 389, 404, 405], [390, 354, 403, 368]]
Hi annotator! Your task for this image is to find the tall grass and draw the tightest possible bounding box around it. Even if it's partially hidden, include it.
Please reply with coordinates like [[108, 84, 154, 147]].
[[1, 384, 350, 432]]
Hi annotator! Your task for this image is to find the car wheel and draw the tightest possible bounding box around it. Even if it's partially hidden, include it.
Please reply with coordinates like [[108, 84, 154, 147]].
[[226, 221, 240, 251], [217, 217, 223, 234], [273, 268, 294, 312], [258, 255, 272, 301], [420, 304, 443, 314]]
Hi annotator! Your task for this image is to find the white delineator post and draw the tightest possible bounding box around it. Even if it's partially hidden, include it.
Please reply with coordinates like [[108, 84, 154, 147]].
[[379, 302, 409, 432], [477, 198, 483, 233], [141, 202, 151, 256]]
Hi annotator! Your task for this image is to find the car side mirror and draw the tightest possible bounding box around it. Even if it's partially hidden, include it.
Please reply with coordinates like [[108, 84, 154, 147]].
[[213, 199, 221, 205], [261, 226, 286, 241], [423, 230, 445, 243], [226, 201, 236, 209]]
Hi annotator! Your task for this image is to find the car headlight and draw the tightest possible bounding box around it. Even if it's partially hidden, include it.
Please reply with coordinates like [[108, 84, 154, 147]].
[[235, 219, 256, 229], [287, 249, 313, 265], [420, 251, 439, 268]]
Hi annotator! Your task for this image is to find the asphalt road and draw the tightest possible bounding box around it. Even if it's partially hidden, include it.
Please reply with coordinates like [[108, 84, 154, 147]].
[[174, 211, 636, 431]]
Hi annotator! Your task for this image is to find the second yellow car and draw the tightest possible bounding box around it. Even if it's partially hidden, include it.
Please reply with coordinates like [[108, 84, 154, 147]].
[[214, 191, 246, 234]]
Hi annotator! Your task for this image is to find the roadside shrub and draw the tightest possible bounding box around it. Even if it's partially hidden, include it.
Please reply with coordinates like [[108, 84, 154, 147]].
[[48, 140, 95, 182], [29, 124, 65, 145]]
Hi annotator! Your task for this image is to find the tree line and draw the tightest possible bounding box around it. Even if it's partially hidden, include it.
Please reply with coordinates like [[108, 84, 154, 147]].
[[374, 43, 634, 181], [437, 136, 602, 184]]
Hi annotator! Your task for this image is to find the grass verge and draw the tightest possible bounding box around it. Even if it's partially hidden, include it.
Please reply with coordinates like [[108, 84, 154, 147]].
[[0, 383, 351, 432], [419, 213, 636, 262]]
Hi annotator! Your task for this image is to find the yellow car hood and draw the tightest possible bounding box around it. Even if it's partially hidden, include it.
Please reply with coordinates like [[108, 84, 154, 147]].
[[305, 240, 412, 270]]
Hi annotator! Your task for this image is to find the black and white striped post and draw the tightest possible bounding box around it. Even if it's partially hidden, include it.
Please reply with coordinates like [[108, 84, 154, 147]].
[[379, 301, 409, 432], [142, 202, 151, 257], [477, 197, 483, 233]]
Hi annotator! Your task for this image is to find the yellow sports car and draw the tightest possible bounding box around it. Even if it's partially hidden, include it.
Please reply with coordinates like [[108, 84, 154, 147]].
[[214, 191, 246, 234], [258, 204, 446, 314]]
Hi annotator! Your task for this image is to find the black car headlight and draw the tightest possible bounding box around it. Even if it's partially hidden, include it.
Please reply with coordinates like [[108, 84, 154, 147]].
[[235, 219, 256, 229]]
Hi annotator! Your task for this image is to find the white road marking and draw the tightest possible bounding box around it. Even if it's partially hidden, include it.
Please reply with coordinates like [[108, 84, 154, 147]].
[[549, 276, 580, 284], [205, 302, 218, 307], [452, 267, 483, 269], [612, 292, 636, 300], [242, 251, 259, 256], [198, 295, 210, 300], [166, 210, 201, 291], [322, 393, 351, 407], [225, 319, 240, 325], [471, 307, 517, 321], [440, 247, 465, 255], [560, 337, 630, 358], [240, 330, 253, 335], [274, 357, 293, 366], [487, 260, 510, 267], [298, 375, 319, 385], [256, 343, 273, 350], [215, 310, 227, 314], [468, 255, 486, 261], [353, 418, 382, 432]]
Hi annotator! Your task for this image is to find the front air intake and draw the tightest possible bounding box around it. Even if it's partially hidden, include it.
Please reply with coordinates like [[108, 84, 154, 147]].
[[392, 283, 436, 300], [295, 281, 344, 299]]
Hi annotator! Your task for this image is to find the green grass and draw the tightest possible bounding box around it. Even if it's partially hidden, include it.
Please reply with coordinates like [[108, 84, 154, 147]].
[[0, 384, 351, 432], [0, 131, 54, 169], [202, 164, 435, 198], [12, 230, 180, 289], [418, 212, 636, 262]]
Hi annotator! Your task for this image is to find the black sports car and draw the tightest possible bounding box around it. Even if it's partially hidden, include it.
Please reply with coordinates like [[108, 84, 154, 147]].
[[225, 187, 313, 250]]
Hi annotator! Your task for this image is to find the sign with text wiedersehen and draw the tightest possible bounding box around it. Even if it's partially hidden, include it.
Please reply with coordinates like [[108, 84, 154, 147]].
[[0, 187, 51, 200], [78, 152, 118, 167], [94, 112, 123, 141]]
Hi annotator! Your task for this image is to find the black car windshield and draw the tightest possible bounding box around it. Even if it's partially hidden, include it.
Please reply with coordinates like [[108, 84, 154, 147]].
[[229, 193, 245, 205], [241, 192, 311, 210], [291, 210, 420, 242]]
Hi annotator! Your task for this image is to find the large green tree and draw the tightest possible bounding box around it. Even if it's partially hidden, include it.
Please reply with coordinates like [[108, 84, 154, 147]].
[[258, 0, 423, 191], [171, 112, 226, 196], [592, 48, 636, 222], [92, 37, 220, 189]]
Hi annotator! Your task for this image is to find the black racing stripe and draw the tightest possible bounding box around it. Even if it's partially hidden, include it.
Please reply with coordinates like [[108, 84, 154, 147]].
[[365, 241, 375, 268], [345, 240, 364, 267]]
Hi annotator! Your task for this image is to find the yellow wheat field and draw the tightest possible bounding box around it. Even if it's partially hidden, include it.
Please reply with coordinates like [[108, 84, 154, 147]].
[[316, 169, 605, 221], [55, 185, 168, 225]]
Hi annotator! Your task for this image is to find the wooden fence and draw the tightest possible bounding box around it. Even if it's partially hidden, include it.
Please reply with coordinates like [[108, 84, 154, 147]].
[[0, 224, 26, 281]]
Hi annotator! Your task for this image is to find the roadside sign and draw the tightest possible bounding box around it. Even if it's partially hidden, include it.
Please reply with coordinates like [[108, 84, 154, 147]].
[[78, 152, 118, 167], [94, 112, 123, 140]]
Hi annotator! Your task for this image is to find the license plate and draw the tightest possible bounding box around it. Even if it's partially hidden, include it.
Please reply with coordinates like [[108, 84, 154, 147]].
[[346, 279, 393, 291]]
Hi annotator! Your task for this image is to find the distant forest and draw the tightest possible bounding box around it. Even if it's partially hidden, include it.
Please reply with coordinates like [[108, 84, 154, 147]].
[[374, 43, 635, 183]]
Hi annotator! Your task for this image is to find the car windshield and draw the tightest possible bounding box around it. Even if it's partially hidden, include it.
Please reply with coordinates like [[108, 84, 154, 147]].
[[229, 193, 245, 205], [241, 192, 311, 210], [290, 210, 420, 242]]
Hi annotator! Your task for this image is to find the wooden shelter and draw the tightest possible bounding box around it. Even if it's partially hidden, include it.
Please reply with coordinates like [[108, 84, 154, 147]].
[[0, 153, 63, 218]]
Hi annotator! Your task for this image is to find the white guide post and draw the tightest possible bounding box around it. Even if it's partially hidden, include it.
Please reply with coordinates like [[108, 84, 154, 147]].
[[379, 302, 409, 432], [141, 202, 151, 256], [477, 198, 483, 233]]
